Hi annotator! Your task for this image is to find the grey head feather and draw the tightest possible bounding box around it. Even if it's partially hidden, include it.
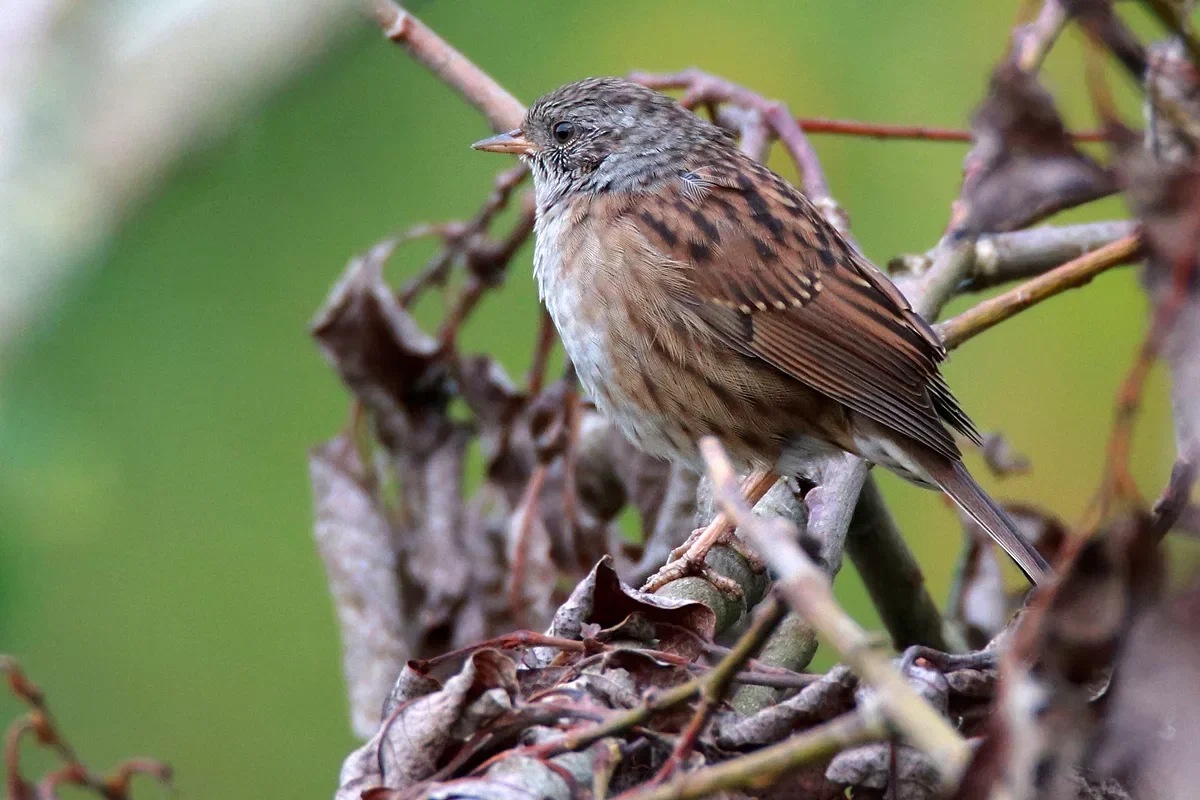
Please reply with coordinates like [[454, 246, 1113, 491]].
[[519, 77, 734, 208]]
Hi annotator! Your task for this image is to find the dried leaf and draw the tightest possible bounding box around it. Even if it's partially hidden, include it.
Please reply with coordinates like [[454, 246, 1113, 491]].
[[716, 665, 857, 748], [958, 65, 1114, 236], [381, 663, 443, 721], [1119, 151, 1200, 467], [826, 743, 940, 800], [411, 427, 475, 643], [980, 431, 1031, 477], [310, 241, 453, 454], [336, 649, 519, 799], [310, 433, 409, 739], [1091, 575, 1200, 798], [535, 557, 716, 667], [506, 467, 558, 628], [956, 536, 1008, 647], [962, 514, 1163, 799], [1145, 38, 1200, 163]]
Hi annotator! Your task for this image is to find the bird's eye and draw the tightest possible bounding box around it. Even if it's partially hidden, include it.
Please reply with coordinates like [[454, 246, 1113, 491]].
[[551, 121, 577, 144]]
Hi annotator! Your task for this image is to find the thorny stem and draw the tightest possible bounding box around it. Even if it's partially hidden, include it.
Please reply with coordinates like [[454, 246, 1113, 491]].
[[937, 232, 1144, 349], [1, 657, 171, 799], [650, 595, 789, 783]]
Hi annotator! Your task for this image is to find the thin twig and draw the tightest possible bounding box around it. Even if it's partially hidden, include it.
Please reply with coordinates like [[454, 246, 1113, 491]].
[[1100, 244, 1195, 512], [527, 307, 557, 395], [1, 657, 171, 799], [794, 116, 1105, 143], [615, 711, 885, 800], [651, 595, 788, 782], [937, 231, 1143, 349], [508, 464, 549, 627], [368, 0, 524, 132]]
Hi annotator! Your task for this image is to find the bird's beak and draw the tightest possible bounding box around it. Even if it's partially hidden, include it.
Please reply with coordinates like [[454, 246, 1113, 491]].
[[471, 129, 535, 156]]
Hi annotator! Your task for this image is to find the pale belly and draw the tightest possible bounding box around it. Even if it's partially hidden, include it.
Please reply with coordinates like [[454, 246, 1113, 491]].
[[534, 208, 699, 465]]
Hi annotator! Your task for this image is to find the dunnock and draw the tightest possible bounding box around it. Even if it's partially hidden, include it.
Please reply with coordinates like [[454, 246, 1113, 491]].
[[474, 77, 1049, 584]]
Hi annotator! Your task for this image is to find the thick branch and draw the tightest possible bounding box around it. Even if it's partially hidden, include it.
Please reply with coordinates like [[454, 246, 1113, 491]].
[[701, 439, 971, 787], [847, 476, 949, 651]]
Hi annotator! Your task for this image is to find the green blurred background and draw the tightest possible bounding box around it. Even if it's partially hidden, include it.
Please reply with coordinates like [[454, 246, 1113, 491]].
[[0, 1, 1185, 797]]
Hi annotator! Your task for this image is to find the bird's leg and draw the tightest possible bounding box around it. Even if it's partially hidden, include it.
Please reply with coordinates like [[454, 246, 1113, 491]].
[[640, 470, 779, 595]]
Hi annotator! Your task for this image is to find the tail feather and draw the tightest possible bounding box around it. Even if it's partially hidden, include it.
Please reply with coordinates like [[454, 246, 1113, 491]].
[[918, 455, 1051, 585]]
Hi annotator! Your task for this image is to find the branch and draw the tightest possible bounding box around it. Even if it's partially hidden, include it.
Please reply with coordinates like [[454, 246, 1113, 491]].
[[701, 439, 971, 787], [368, 0, 524, 132], [846, 476, 949, 652], [651, 596, 788, 782], [937, 231, 1144, 349], [1143, 0, 1200, 71], [628, 69, 842, 228], [793, 117, 1106, 143], [615, 711, 885, 800], [968, 220, 1138, 289], [1012, 0, 1068, 73]]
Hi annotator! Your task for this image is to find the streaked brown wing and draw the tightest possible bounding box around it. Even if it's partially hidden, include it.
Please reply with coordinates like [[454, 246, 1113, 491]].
[[625, 156, 979, 462]]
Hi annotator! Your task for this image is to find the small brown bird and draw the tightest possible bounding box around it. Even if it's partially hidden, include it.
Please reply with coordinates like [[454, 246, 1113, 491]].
[[474, 78, 1049, 584]]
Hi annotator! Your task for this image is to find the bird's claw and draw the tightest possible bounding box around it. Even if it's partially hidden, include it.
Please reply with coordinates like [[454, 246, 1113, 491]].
[[640, 525, 762, 601]]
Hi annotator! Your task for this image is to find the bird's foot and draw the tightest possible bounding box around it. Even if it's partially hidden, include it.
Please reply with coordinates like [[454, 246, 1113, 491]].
[[639, 514, 763, 599], [640, 554, 745, 599]]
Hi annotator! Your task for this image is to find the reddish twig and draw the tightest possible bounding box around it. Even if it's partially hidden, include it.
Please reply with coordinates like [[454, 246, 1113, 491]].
[[629, 69, 836, 215], [368, 0, 525, 132], [1092, 238, 1197, 524], [794, 117, 1106, 143], [508, 461, 549, 627], [560, 380, 582, 557], [1, 657, 171, 800], [400, 164, 529, 308], [527, 307, 557, 395]]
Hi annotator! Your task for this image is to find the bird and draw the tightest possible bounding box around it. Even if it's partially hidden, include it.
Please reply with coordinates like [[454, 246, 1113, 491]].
[[473, 77, 1050, 585]]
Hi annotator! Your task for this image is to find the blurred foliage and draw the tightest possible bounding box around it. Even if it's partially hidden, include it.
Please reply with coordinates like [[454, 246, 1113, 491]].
[[0, 1, 1189, 797]]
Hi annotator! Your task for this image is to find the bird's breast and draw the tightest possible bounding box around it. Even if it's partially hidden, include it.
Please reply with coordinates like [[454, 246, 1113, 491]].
[[533, 200, 696, 462]]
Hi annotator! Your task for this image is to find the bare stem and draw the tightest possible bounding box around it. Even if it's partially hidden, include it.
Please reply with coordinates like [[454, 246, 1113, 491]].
[[614, 711, 885, 800], [368, 0, 525, 131], [937, 232, 1143, 350]]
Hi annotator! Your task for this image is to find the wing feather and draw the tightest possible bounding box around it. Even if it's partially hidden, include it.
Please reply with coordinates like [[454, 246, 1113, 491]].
[[623, 155, 980, 461]]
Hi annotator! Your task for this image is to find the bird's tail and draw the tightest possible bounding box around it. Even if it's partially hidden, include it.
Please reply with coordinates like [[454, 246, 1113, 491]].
[[915, 452, 1051, 585]]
